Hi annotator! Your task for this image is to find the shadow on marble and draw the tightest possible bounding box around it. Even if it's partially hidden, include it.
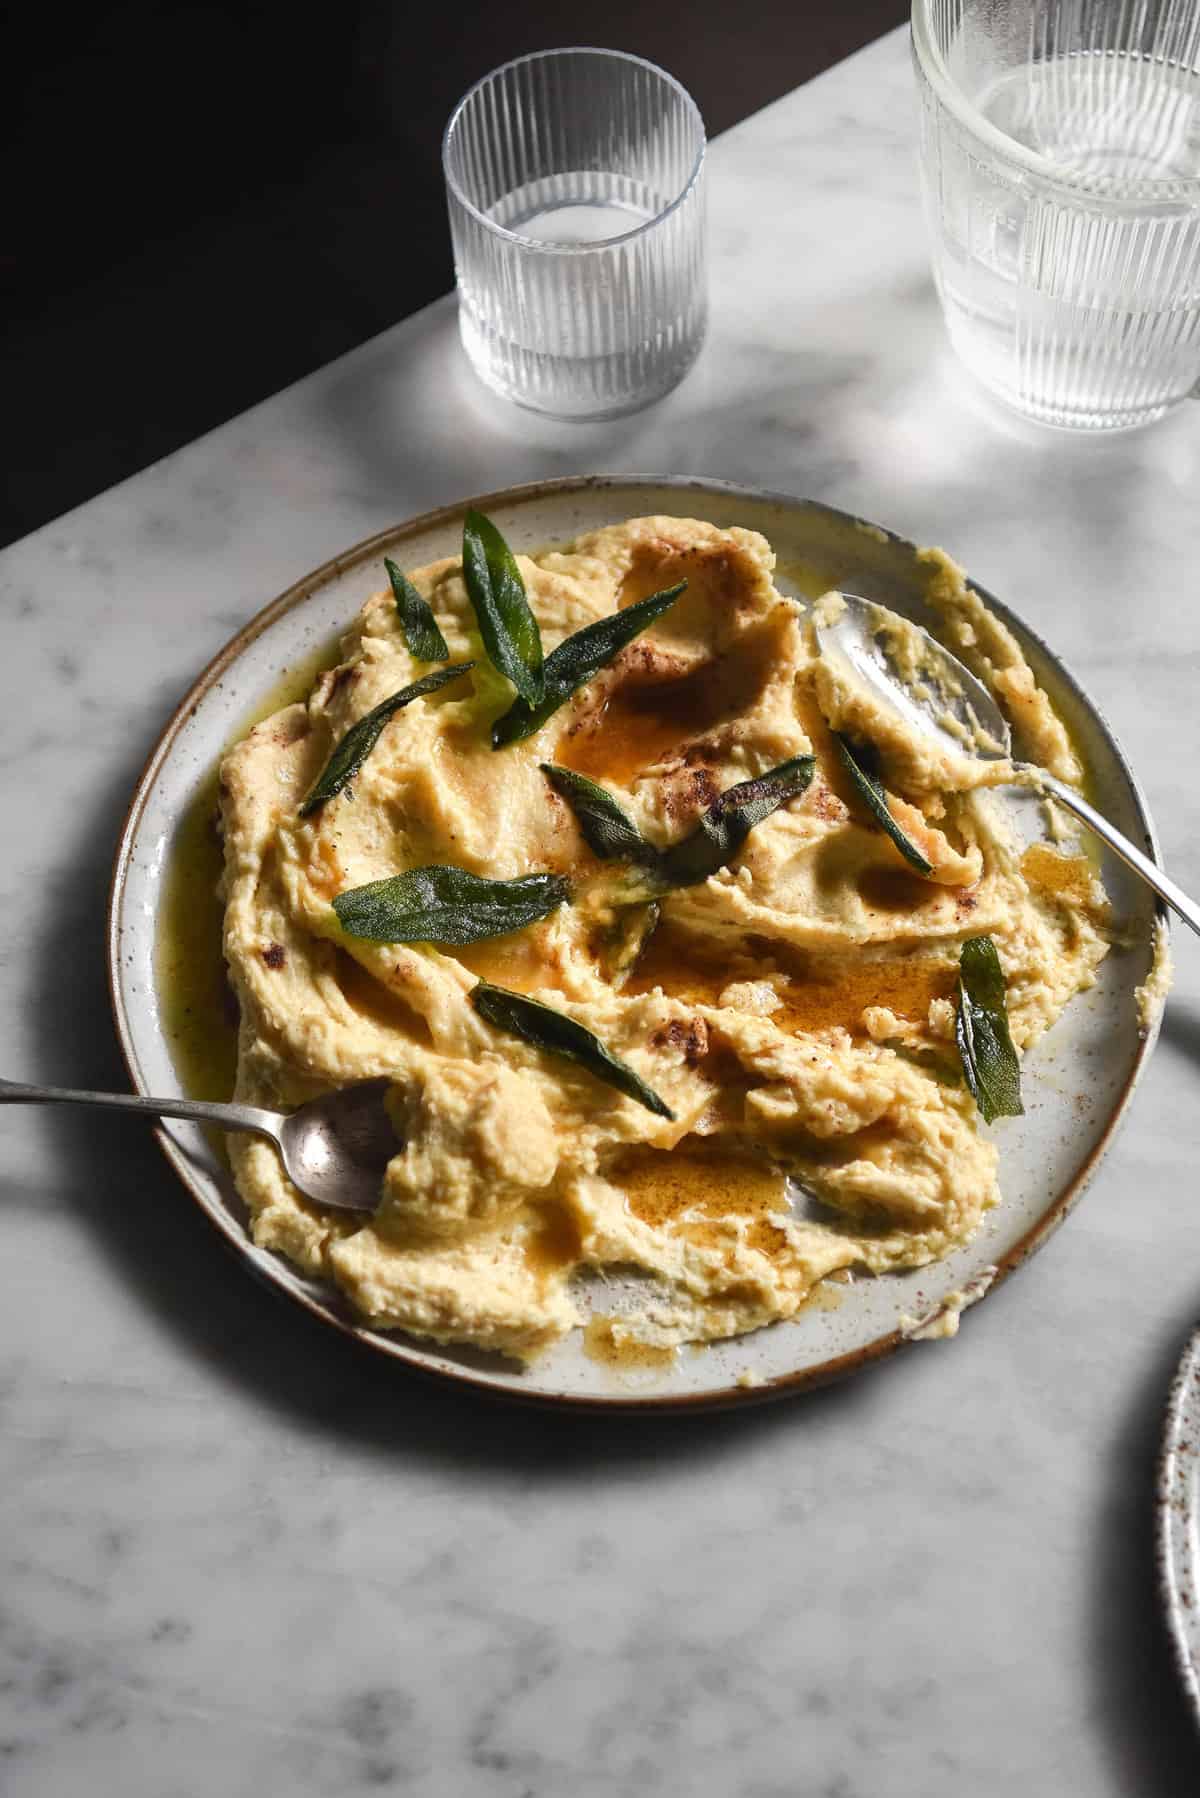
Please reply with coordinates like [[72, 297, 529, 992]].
[[1086, 1303, 1200, 1792], [1160, 997, 1200, 1073], [25, 728, 897, 1476], [306, 302, 659, 523], [301, 298, 867, 528], [301, 291, 1198, 656], [305, 294, 863, 507], [305, 278, 852, 523]]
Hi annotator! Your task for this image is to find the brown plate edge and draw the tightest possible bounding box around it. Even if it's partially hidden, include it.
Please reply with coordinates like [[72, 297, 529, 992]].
[[1157, 1324, 1200, 1728]]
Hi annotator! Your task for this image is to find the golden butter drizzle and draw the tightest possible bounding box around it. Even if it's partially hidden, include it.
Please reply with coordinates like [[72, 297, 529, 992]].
[[555, 661, 737, 785], [154, 768, 236, 1106], [523, 1203, 583, 1280], [155, 633, 342, 1103], [1020, 843, 1099, 908], [626, 922, 954, 1037], [582, 1317, 678, 1370], [613, 1144, 792, 1257], [453, 929, 561, 995]]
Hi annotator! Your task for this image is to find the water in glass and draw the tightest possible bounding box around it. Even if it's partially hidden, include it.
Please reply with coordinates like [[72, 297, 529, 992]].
[[444, 51, 707, 421], [914, 1, 1200, 430]]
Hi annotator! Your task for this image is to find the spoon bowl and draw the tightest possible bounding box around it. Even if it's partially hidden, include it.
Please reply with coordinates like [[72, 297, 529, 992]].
[[815, 592, 1012, 765], [275, 1077, 398, 1211], [818, 594, 1199, 939], [0, 1074, 400, 1213]]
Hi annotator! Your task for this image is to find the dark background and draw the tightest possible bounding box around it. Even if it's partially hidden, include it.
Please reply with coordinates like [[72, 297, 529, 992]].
[[4, 2, 906, 551]]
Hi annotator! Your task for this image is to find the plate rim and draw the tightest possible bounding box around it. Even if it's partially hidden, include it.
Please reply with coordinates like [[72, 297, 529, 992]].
[[1158, 1324, 1200, 1723], [106, 472, 1168, 1411]]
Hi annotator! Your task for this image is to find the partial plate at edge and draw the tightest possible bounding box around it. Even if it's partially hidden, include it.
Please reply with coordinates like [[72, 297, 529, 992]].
[[1159, 1325, 1200, 1722]]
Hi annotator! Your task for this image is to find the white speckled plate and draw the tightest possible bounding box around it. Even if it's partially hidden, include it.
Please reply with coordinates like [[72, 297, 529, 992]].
[[1159, 1326, 1200, 1720], [108, 476, 1166, 1409]]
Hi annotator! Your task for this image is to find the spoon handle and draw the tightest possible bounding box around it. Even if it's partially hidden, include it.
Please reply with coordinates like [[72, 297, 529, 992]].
[[0, 1077, 284, 1143], [1038, 773, 1200, 939]]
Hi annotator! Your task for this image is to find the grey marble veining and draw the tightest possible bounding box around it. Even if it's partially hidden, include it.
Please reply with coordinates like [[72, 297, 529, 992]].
[[2, 26, 1198, 1795]]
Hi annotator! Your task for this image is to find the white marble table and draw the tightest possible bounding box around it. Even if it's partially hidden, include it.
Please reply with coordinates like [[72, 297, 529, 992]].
[[3, 26, 1198, 1794]]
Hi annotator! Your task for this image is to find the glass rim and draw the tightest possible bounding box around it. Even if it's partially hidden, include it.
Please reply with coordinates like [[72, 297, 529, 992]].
[[910, 2, 1200, 211], [441, 45, 707, 253]]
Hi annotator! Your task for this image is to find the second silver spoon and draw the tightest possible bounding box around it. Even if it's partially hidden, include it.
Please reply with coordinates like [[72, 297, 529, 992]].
[[816, 594, 1199, 938], [0, 1075, 398, 1212]]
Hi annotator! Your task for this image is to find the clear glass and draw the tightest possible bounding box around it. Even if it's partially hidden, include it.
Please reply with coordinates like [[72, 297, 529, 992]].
[[442, 47, 707, 420], [913, 0, 1200, 429]]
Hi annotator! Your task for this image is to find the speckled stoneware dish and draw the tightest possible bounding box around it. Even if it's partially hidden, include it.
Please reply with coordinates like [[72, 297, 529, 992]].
[[1158, 1326, 1200, 1721], [108, 476, 1166, 1409]]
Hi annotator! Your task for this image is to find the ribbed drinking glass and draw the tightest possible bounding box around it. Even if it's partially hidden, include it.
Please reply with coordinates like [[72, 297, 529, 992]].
[[442, 48, 707, 420], [913, 0, 1200, 429]]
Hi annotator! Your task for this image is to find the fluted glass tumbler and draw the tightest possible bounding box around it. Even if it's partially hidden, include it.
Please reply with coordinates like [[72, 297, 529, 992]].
[[442, 48, 707, 419], [913, 0, 1200, 430]]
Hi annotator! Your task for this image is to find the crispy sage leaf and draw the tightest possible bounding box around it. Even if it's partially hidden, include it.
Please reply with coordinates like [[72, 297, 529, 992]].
[[492, 581, 687, 748], [833, 733, 934, 876], [606, 901, 661, 985], [540, 765, 653, 863], [955, 935, 1024, 1124], [544, 755, 816, 891], [298, 663, 474, 817], [461, 510, 544, 708], [332, 867, 569, 945], [656, 754, 817, 888], [471, 981, 675, 1119], [385, 558, 449, 662]]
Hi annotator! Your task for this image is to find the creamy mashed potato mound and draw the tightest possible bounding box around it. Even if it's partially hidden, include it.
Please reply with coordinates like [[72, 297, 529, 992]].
[[218, 517, 1111, 1359]]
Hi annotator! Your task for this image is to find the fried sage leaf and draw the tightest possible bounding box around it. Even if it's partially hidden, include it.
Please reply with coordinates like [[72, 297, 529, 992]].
[[833, 733, 934, 876], [471, 981, 675, 1119], [604, 901, 661, 986], [298, 663, 474, 817], [385, 558, 449, 662], [540, 765, 653, 863], [656, 754, 817, 888], [955, 935, 1024, 1124], [543, 755, 815, 892], [492, 581, 687, 748], [461, 510, 544, 708], [332, 867, 569, 945]]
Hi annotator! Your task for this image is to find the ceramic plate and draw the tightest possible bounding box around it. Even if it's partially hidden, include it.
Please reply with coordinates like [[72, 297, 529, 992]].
[[108, 476, 1165, 1409], [1159, 1326, 1200, 1720]]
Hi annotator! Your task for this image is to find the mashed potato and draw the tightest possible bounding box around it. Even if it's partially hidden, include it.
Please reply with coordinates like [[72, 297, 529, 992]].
[[218, 517, 1110, 1358]]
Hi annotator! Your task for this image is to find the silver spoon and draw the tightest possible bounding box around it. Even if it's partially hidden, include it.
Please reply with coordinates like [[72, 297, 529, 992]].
[[0, 1074, 398, 1212], [817, 594, 1200, 938]]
